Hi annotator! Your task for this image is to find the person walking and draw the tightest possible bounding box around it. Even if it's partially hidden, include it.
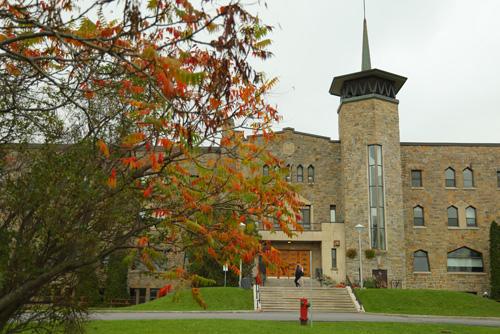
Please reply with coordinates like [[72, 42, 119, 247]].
[[294, 264, 304, 287]]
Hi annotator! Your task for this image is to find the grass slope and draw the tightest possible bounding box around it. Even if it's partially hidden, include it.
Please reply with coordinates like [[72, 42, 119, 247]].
[[357, 289, 500, 317], [124, 287, 253, 311], [86, 320, 498, 334]]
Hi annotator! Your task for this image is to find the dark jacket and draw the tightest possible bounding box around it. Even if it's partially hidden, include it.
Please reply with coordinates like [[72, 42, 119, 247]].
[[294, 266, 304, 278]]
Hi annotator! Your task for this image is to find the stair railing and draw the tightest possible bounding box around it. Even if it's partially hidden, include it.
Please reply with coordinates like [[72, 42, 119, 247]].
[[253, 283, 261, 311]]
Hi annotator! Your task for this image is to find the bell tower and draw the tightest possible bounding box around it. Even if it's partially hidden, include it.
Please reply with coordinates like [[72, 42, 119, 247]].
[[330, 11, 407, 287]]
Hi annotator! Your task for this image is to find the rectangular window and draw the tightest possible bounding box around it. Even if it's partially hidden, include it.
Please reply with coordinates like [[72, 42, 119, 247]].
[[411, 170, 422, 187], [497, 171, 500, 188], [299, 206, 311, 230], [368, 145, 386, 250], [331, 249, 337, 269], [330, 205, 336, 223]]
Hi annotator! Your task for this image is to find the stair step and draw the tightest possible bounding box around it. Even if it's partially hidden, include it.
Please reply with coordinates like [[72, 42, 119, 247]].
[[258, 286, 357, 313]]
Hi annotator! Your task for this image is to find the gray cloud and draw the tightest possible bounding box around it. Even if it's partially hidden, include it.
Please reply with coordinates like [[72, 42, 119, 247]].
[[255, 0, 500, 143]]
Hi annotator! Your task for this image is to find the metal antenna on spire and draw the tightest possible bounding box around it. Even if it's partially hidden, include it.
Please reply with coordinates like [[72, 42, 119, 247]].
[[361, 0, 371, 71]]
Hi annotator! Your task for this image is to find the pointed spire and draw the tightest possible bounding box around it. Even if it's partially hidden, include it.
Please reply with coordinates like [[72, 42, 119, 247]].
[[362, 18, 371, 71]]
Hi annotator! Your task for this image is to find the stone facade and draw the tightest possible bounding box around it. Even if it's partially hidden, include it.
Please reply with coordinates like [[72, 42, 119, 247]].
[[258, 97, 499, 293], [401, 144, 500, 291], [257, 129, 346, 283]]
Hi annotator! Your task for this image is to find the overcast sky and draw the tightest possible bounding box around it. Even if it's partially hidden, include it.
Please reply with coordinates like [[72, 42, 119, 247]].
[[253, 0, 500, 143]]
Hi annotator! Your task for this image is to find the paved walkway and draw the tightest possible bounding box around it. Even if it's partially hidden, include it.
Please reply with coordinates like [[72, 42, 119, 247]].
[[90, 311, 500, 327]]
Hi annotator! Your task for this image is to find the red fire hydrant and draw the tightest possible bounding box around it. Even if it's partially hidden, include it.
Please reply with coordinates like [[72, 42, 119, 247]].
[[299, 298, 310, 325]]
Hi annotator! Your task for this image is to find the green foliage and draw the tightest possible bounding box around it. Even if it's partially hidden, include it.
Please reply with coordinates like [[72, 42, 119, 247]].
[[75, 266, 102, 307], [363, 277, 377, 288], [187, 248, 254, 287], [356, 289, 500, 317], [125, 287, 253, 311], [364, 249, 376, 260], [490, 221, 500, 300], [103, 252, 130, 303]]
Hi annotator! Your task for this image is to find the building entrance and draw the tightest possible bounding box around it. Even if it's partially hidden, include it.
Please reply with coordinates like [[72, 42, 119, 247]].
[[267, 250, 310, 278]]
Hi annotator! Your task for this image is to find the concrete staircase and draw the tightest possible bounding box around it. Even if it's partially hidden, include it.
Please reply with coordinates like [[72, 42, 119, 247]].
[[264, 277, 321, 288], [259, 280, 357, 312]]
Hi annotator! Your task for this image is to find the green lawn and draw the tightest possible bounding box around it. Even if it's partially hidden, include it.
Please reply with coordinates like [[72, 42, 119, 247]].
[[85, 320, 498, 334], [356, 289, 500, 317], [123, 287, 253, 311]]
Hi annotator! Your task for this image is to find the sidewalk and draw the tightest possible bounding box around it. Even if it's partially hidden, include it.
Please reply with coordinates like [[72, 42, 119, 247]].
[[89, 311, 500, 327]]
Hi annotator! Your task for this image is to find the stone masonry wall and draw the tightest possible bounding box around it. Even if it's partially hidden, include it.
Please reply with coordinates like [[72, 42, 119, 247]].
[[339, 97, 406, 287], [257, 129, 346, 282], [401, 144, 500, 292]]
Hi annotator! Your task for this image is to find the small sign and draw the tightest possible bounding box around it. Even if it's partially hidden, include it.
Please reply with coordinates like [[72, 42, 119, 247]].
[[334, 240, 340, 247], [223, 264, 228, 272]]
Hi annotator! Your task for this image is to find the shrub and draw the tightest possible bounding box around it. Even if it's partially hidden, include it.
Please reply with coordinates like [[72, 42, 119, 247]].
[[491, 221, 500, 300], [103, 252, 130, 303], [363, 277, 377, 288], [346, 248, 357, 259], [365, 249, 376, 260]]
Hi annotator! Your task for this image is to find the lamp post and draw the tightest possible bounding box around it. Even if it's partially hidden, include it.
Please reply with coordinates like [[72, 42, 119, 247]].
[[355, 224, 365, 288], [239, 222, 246, 287]]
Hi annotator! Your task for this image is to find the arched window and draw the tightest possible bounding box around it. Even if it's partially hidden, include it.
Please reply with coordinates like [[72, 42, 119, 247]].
[[447, 206, 458, 227], [413, 206, 424, 226], [297, 165, 303, 182], [447, 247, 483, 272], [285, 164, 291, 182], [466, 206, 477, 227], [413, 250, 430, 272], [307, 165, 315, 183], [445, 167, 456, 187], [463, 168, 474, 188], [263, 165, 269, 177]]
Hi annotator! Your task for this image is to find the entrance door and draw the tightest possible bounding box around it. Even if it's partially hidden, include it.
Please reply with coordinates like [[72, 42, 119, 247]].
[[267, 250, 310, 278], [372, 269, 388, 288]]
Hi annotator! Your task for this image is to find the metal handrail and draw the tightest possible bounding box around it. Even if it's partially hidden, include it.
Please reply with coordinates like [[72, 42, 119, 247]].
[[253, 283, 261, 310]]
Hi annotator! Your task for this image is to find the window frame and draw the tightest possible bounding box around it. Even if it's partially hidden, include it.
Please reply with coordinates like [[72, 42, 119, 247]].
[[447, 206, 458, 227], [447, 247, 484, 273], [298, 205, 311, 229], [307, 165, 315, 183], [285, 164, 291, 182], [331, 248, 337, 269], [463, 168, 474, 188], [497, 170, 500, 188], [413, 250, 430, 272], [465, 206, 477, 227], [330, 205, 336, 223], [368, 145, 386, 250], [296, 165, 304, 182], [445, 167, 456, 187], [411, 170, 423, 187], [263, 165, 269, 177], [413, 205, 424, 226]]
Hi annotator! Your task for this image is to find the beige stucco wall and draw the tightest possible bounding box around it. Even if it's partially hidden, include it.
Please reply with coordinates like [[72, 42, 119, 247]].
[[260, 223, 345, 282]]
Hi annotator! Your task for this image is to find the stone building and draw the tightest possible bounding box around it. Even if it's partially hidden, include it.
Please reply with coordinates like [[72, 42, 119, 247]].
[[257, 18, 499, 293], [127, 18, 498, 300]]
